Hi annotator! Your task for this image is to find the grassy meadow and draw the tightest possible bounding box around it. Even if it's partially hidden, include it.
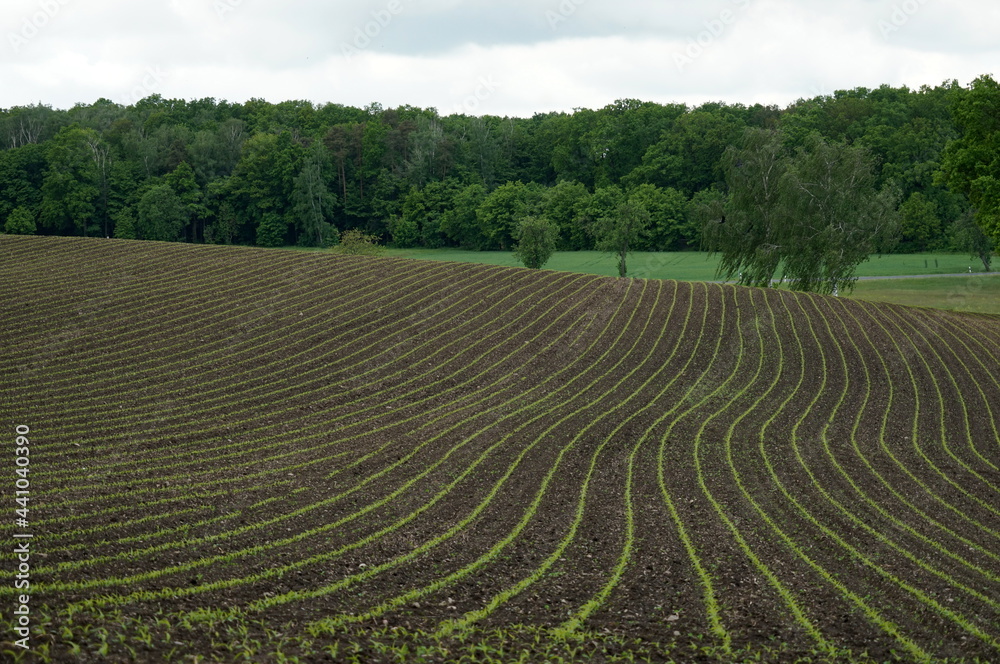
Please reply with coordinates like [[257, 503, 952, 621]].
[[382, 248, 1000, 315]]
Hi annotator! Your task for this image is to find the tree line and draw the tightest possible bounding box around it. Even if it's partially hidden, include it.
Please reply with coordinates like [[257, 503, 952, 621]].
[[1, 76, 998, 265]]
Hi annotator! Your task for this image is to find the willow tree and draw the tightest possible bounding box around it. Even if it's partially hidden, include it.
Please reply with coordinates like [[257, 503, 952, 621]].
[[703, 128, 899, 294]]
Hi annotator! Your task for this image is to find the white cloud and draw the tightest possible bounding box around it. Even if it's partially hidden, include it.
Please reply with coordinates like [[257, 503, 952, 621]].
[[0, 0, 996, 114]]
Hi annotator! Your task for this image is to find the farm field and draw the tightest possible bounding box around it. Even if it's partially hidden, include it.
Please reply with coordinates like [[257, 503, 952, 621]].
[[3, 235, 1000, 663]]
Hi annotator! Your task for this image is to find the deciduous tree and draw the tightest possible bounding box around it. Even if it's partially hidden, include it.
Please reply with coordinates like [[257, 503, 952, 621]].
[[513, 216, 559, 269]]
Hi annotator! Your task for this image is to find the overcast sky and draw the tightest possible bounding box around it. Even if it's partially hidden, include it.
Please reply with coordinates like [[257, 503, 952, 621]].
[[1, 0, 997, 117]]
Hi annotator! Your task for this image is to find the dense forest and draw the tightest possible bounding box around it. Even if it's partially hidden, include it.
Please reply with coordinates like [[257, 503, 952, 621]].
[[1, 76, 997, 255]]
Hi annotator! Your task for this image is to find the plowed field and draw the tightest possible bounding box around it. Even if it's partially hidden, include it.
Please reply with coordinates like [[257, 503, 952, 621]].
[[2, 236, 1000, 663]]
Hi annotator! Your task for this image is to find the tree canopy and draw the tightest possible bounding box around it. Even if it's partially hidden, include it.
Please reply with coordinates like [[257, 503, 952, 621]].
[[703, 128, 900, 293], [0, 80, 994, 265]]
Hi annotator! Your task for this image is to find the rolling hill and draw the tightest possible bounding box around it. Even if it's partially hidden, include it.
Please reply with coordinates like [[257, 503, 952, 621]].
[[2, 235, 1000, 663]]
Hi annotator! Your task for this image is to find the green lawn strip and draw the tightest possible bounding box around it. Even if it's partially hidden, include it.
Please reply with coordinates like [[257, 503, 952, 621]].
[[864, 302, 1000, 525], [766, 292, 1000, 652], [32, 269, 587, 489], [20, 277, 610, 579], [688, 287, 834, 652], [385, 249, 991, 282], [24, 256, 438, 427], [848, 275, 1000, 315]]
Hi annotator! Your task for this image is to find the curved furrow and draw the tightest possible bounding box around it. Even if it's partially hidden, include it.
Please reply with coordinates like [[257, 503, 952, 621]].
[[810, 295, 1000, 583], [25, 257, 473, 428], [31, 278, 642, 602], [4, 237, 1000, 662], [856, 301, 1000, 531]]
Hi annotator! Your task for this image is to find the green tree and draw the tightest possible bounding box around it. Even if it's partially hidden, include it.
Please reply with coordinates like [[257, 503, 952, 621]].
[[592, 201, 650, 278], [136, 184, 186, 241], [440, 183, 487, 249], [627, 184, 688, 250], [475, 181, 545, 250], [705, 129, 899, 294], [389, 213, 420, 248], [898, 191, 941, 252], [112, 207, 137, 240], [951, 211, 994, 271], [779, 134, 900, 292], [165, 162, 209, 242], [513, 216, 559, 269], [333, 229, 385, 256], [291, 150, 337, 247], [255, 212, 289, 247], [939, 74, 1000, 246], [4, 206, 36, 235], [39, 125, 101, 236], [702, 128, 788, 287], [542, 180, 591, 250]]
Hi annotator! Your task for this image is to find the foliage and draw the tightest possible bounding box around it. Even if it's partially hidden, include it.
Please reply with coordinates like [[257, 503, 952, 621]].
[[951, 211, 994, 271], [627, 183, 690, 250], [333, 229, 385, 256], [0, 81, 988, 252], [3, 205, 36, 235], [939, 74, 1000, 246], [898, 191, 942, 252], [705, 128, 900, 294], [475, 181, 545, 250], [541, 180, 591, 250], [591, 201, 650, 277], [512, 216, 559, 269], [112, 207, 137, 240], [137, 184, 187, 242]]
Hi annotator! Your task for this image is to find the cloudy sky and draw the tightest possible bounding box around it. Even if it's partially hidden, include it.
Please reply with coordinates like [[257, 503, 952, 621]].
[[1, 0, 997, 117]]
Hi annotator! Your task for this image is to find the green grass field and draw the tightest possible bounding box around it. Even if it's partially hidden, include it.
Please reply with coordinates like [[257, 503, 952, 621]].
[[382, 248, 999, 314], [385, 248, 990, 280], [847, 274, 1000, 315]]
